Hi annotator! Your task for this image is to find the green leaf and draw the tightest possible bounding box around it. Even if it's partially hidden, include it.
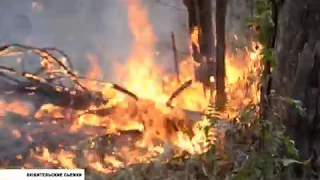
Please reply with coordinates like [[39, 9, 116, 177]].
[[280, 159, 303, 167], [284, 98, 307, 117], [261, 48, 276, 67], [281, 157, 311, 167], [258, 10, 272, 20], [279, 135, 299, 158], [205, 145, 216, 162]]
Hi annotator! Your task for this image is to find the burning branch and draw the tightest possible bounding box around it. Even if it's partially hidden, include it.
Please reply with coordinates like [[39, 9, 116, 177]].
[[166, 80, 193, 108], [0, 44, 141, 116], [0, 44, 84, 90], [0, 67, 108, 110], [112, 83, 139, 101], [77, 77, 139, 101], [0, 45, 106, 111]]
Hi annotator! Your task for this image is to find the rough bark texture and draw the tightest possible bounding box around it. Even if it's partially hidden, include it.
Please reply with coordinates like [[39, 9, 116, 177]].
[[215, 0, 227, 109], [273, 0, 320, 162]]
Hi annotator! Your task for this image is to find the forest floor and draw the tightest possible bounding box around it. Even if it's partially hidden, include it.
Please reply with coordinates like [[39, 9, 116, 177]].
[[0, 86, 239, 180]]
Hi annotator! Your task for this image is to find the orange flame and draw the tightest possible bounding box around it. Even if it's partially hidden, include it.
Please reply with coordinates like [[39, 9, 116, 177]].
[[7, 0, 263, 174], [190, 26, 200, 52], [115, 0, 170, 106]]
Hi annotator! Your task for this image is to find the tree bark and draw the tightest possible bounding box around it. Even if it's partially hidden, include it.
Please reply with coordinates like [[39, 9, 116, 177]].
[[215, 0, 227, 109], [184, 0, 216, 93], [272, 0, 320, 165], [198, 0, 215, 63], [183, 0, 198, 33]]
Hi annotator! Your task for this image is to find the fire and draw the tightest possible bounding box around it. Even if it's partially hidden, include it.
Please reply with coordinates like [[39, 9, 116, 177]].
[[116, 2, 209, 111], [190, 26, 201, 52], [0, 100, 33, 117], [115, 0, 171, 107], [0, 0, 262, 175]]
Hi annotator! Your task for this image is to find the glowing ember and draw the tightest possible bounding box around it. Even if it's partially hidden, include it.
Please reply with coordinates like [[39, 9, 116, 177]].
[[0, 100, 33, 117]]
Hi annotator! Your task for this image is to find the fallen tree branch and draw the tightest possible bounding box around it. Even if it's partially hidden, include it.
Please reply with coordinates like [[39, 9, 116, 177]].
[[0, 65, 108, 110], [166, 80, 193, 107], [42, 47, 74, 69], [0, 44, 197, 119], [111, 83, 139, 101], [0, 43, 140, 117], [0, 44, 84, 91], [77, 76, 139, 100]]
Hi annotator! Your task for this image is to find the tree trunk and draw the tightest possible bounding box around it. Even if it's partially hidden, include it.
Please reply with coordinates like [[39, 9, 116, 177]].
[[183, 0, 198, 33], [215, 0, 227, 110], [272, 0, 320, 165], [198, 0, 215, 63], [184, 0, 216, 94]]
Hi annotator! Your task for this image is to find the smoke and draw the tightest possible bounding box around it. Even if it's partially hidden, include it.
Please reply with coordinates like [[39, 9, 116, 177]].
[[0, 0, 251, 82], [0, 0, 186, 80]]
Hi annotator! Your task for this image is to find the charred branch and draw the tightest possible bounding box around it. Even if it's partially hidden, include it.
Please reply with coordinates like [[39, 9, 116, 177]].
[[166, 80, 193, 108], [0, 67, 107, 110], [0, 44, 84, 90], [77, 77, 139, 101], [0, 44, 141, 114]]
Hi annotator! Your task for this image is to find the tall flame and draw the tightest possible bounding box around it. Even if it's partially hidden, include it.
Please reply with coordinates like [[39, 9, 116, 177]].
[[116, 0, 169, 105]]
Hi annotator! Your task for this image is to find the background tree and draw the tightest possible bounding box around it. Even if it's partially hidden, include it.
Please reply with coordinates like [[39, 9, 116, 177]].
[[267, 0, 320, 171]]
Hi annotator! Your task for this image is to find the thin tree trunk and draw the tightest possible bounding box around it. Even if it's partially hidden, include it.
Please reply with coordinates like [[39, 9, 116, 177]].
[[215, 0, 227, 110]]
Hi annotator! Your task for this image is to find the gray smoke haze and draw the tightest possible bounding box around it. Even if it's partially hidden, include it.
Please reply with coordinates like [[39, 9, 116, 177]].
[[0, 0, 250, 82]]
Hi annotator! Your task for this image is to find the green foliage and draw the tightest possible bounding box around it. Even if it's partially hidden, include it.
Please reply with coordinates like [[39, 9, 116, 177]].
[[262, 48, 276, 67], [184, 1, 312, 180], [247, 0, 274, 47], [284, 97, 307, 117], [247, 0, 278, 68], [203, 104, 304, 180]]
